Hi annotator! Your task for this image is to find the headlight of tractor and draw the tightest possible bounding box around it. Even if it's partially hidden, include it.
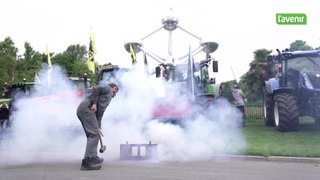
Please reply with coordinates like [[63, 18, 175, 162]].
[[303, 73, 314, 89]]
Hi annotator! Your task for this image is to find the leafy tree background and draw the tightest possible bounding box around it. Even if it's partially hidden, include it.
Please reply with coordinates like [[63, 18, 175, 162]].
[[289, 40, 313, 51], [0, 37, 317, 99], [0, 37, 96, 93]]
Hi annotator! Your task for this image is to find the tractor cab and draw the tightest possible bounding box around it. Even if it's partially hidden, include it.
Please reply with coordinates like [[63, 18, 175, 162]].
[[96, 64, 130, 86], [1, 82, 37, 100], [155, 57, 219, 98], [0, 82, 37, 114], [68, 76, 91, 97]]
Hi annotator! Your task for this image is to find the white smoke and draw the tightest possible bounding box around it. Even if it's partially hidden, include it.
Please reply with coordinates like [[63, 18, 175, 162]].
[[100, 64, 246, 161], [142, 99, 244, 161], [0, 65, 85, 165], [0, 64, 246, 166]]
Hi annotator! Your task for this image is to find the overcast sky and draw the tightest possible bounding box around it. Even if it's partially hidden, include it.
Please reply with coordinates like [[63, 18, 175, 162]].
[[1, 0, 320, 82]]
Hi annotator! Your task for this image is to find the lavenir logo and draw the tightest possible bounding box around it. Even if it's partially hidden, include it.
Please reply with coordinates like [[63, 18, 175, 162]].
[[276, 13, 307, 25]]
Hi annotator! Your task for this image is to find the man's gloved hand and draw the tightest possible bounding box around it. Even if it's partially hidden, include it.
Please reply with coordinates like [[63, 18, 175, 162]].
[[90, 103, 97, 113]]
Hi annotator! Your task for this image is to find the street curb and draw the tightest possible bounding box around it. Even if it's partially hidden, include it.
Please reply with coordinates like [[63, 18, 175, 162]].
[[267, 156, 320, 164], [211, 154, 267, 161], [211, 154, 320, 164]]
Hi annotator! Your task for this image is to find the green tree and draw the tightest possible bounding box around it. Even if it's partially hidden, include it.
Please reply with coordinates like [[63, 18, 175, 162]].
[[0, 37, 18, 85], [240, 49, 272, 101], [53, 44, 88, 76], [289, 40, 313, 51], [15, 42, 42, 82], [220, 80, 237, 102], [0, 37, 97, 93]]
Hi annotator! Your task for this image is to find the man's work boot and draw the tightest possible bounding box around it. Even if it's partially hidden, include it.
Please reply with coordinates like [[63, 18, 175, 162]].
[[80, 157, 101, 170], [92, 156, 104, 164]]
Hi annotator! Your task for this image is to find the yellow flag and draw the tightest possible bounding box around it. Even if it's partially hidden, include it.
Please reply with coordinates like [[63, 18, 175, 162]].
[[46, 45, 52, 68], [130, 43, 137, 65], [46, 45, 52, 88], [88, 30, 97, 73]]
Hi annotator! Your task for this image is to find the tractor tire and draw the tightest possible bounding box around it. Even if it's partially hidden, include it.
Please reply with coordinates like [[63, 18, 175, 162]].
[[273, 93, 299, 132], [192, 95, 215, 118], [263, 91, 275, 126]]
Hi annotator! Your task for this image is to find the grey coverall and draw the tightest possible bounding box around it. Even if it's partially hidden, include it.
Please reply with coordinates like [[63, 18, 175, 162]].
[[77, 85, 114, 158], [232, 88, 246, 124]]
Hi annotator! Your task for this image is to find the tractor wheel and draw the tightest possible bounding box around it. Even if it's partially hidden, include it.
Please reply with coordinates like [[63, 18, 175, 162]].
[[194, 96, 215, 110], [192, 95, 215, 118], [273, 93, 299, 132], [263, 91, 275, 126]]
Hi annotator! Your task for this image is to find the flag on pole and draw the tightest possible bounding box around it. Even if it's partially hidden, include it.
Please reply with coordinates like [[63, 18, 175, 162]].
[[46, 45, 52, 88], [46, 45, 52, 69], [129, 43, 137, 65], [88, 30, 97, 73]]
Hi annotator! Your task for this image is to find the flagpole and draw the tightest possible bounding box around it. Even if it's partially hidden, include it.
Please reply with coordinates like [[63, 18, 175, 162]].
[[130, 43, 137, 66], [46, 45, 52, 89], [144, 52, 149, 74], [230, 66, 237, 83]]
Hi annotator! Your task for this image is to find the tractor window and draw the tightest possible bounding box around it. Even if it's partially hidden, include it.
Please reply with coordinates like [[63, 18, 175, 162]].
[[173, 63, 200, 83], [71, 80, 90, 90], [287, 56, 320, 72], [100, 69, 119, 85], [99, 68, 129, 85], [173, 64, 188, 82], [4, 84, 36, 99]]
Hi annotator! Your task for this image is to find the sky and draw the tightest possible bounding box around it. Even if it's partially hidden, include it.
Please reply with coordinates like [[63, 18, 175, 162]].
[[1, 0, 320, 83]]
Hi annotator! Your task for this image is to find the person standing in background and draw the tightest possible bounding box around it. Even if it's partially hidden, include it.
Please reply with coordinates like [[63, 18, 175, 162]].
[[0, 101, 9, 139], [232, 85, 246, 127]]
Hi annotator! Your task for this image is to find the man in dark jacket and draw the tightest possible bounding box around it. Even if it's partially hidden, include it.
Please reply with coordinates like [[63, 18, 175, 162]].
[[0, 101, 10, 139], [77, 83, 119, 170]]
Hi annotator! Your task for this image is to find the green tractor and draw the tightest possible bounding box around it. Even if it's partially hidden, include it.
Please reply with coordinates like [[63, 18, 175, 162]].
[[154, 56, 220, 104], [93, 15, 222, 125], [0, 82, 37, 104], [0, 82, 37, 119]]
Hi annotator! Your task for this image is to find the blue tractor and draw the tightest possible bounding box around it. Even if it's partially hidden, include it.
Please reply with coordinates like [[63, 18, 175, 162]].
[[263, 49, 320, 132]]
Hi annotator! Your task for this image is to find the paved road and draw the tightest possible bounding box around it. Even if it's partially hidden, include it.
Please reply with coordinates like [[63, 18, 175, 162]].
[[1, 157, 320, 180]]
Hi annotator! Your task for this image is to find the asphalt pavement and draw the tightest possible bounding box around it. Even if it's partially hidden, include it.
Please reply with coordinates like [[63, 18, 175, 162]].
[[1, 154, 320, 180]]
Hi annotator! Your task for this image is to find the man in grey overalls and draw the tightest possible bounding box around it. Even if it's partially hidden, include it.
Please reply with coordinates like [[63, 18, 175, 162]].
[[77, 83, 119, 170]]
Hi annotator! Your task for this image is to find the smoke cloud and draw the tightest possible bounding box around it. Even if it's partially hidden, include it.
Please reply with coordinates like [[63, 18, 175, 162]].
[[0, 64, 245, 166]]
